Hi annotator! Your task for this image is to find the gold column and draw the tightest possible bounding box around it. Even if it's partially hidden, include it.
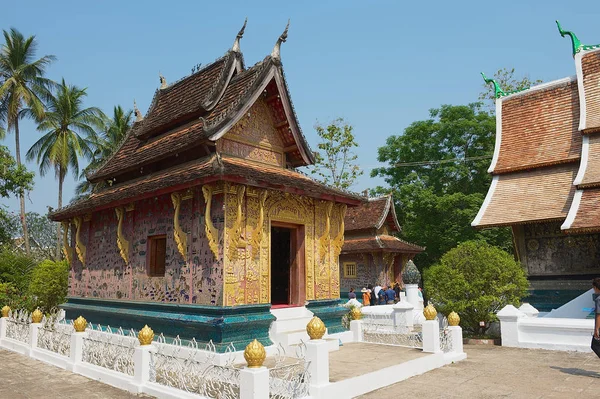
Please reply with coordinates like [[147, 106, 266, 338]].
[[115, 207, 130, 264]]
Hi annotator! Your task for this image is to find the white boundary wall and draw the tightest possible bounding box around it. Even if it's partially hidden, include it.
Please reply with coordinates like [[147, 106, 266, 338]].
[[498, 304, 594, 352]]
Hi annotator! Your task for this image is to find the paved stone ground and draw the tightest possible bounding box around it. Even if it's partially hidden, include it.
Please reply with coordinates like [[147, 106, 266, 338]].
[[0, 349, 152, 399], [359, 344, 600, 399]]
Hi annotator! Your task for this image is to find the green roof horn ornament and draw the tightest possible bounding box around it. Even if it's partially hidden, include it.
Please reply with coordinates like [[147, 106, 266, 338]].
[[481, 72, 530, 99], [556, 20, 600, 56]]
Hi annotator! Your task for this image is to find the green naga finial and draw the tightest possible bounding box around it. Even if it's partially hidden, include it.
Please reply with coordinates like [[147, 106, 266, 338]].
[[481, 72, 505, 99], [556, 20, 582, 56]]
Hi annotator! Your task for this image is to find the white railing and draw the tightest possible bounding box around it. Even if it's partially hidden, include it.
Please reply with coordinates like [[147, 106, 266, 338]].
[[6, 309, 31, 343], [82, 325, 137, 376], [37, 315, 71, 356]]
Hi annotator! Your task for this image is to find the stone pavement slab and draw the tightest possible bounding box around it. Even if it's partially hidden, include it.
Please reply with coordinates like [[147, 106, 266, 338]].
[[358, 344, 600, 399], [0, 349, 153, 399]]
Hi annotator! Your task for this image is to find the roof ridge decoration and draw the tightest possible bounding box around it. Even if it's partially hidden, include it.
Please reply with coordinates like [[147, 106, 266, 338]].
[[480, 72, 529, 99], [133, 100, 143, 122], [232, 18, 247, 53], [271, 19, 290, 60], [159, 72, 167, 89], [556, 20, 600, 57]]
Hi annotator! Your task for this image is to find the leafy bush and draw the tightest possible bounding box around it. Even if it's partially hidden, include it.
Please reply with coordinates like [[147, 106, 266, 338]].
[[28, 259, 69, 312], [0, 282, 35, 311], [423, 240, 528, 336], [0, 247, 37, 291]]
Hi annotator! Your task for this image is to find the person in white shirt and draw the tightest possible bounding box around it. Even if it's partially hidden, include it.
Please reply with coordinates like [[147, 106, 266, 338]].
[[373, 283, 382, 305]]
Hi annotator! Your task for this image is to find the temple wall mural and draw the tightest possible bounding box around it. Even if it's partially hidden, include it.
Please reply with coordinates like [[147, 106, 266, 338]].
[[66, 187, 225, 306], [515, 222, 600, 276]]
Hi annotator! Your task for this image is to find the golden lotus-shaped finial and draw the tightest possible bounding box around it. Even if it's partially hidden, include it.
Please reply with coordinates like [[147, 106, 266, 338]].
[[306, 316, 326, 340], [31, 308, 43, 323], [423, 303, 437, 321], [73, 316, 87, 332], [349, 307, 362, 320], [244, 339, 266, 368], [448, 311, 460, 326], [138, 325, 155, 345], [1, 305, 10, 318]]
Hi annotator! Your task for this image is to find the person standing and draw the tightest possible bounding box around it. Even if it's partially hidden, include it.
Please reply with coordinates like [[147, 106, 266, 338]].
[[592, 278, 600, 358], [361, 288, 371, 306], [368, 284, 376, 306], [374, 283, 382, 305], [386, 285, 396, 304], [393, 282, 401, 302], [348, 288, 357, 300]]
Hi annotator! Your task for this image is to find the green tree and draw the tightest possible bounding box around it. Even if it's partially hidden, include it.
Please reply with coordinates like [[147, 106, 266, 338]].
[[479, 68, 543, 108], [0, 28, 55, 255], [28, 259, 68, 311], [76, 105, 132, 196], [0, 247, 36, 292], [26, 79, 104, 259], [309, 118, 362, 189], [423, 240, 528, 336], [372, 103, 512, 267], [0, 145, 33, 198]]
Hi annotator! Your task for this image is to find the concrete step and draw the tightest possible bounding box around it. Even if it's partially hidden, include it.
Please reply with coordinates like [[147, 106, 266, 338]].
[[270, 306, 313, 320], [275, 329, 311, 346], [270, 316, 314, 334]]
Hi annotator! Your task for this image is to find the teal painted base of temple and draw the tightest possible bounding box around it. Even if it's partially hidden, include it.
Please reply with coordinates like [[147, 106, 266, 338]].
[[61, 297, 275, 352], [306, 299, 347, 334]]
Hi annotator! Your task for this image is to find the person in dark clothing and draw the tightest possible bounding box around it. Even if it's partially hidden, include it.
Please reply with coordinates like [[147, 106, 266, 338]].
[[348, 288, 356, 300], [368, 284, 376, 306], [379, 285, 388, 305], [592, 278, 600, 358], [393, 282, 401, 302], [385, 286, 396, 304]]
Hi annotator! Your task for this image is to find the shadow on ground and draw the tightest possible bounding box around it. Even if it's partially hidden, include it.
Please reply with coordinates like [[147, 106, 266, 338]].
[[550, 366, 600, 378]]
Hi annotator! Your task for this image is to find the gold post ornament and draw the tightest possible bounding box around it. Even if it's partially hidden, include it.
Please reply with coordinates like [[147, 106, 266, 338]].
[[423, 303, 437, 321], [244, 339, 266, 368], [73, 316, 87, 332], [138, 325, 155, 345], [306, 316, 326, 340], [31, 308, 43, 323], [1, 305, 10, 317], [448, 311, 460, 326], [349, 307, 362, 320]]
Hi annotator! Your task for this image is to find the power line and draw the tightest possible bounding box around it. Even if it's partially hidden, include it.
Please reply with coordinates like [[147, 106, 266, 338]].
[[390, 155, 493, 168]]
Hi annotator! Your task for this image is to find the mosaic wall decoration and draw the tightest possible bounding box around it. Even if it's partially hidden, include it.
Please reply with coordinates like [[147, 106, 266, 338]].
[[520, 222, 600, 276]]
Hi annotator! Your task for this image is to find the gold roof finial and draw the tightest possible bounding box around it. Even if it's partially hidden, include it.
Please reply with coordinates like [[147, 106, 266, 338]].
[[134, 100, 143, 122], [271, 19, 290, 59], [232, 18, 248, 53], [159, 72, 167, 89]]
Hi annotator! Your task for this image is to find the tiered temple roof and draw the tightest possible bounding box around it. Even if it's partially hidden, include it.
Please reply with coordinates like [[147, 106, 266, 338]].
[[342, 195, 424, 254], [51, 23, 363, 221], [473, 22, 600, 234]]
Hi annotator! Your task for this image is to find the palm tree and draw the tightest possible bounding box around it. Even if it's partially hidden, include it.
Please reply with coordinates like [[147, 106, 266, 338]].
[[27, 78, 104, 258], [75, 105, 132, 196], [0, 28, 55, 254]]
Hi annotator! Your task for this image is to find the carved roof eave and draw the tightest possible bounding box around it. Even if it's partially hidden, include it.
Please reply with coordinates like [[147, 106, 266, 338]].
[[86, 122, 139, 182], [207, 58, 314, 166], [369, 195, 402, 232]]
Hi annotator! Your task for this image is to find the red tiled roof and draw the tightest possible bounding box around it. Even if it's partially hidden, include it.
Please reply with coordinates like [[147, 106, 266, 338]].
[[344, 195, 400, 232], [494, 79, 581, 174], [564, 188, 600, 233], [473, 163, 578, 228], [51, 155, 363, 220], [578, 134, 600, 187], [582, 50, 600, 132], [341, 235, 424, 254]]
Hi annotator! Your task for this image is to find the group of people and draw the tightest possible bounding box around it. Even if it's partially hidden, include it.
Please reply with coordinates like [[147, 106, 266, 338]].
[[348, 282, 402, 306]]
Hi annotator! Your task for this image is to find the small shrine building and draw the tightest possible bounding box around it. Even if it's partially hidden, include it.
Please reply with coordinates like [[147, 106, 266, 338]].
[[473, 22, 600, 309], [339, 195, 424, 296], [50, 22, 363, 349]]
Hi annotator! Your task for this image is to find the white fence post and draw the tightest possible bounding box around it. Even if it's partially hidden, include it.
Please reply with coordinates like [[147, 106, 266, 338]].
[[130, 344, 155, 393], [0, 316, 7, 344], [448, 326, 464, 353], [306, 339, 330, 396], [240, 366, 269, 399], [497, 305, 526, 347], [422, 320, 440, 353], [28, 322, 41, 355], [67, 331, 86, 372], [392, 301, 414, 332], [350, 319, 363, 342]]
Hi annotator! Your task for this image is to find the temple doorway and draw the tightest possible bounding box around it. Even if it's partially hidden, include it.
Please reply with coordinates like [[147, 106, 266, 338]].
[[270, 222, 305, 306]]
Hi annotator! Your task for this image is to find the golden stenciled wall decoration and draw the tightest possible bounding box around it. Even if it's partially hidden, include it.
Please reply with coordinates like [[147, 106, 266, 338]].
[[250, 190, 268, 258], [73, 216, 86, 266], [171, 192, 187, 259], [383, 252, 395, 284], [332, 204, 347, 259], [227, 185, 247, 261], [61, 220, 72, 264], [202, 185, 219, 259], [115, 207, 130, 264], [318, 201, 333, 261]]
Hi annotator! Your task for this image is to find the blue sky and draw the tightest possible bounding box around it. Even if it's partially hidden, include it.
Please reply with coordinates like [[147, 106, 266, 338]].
[[2, 0, 600, 215]]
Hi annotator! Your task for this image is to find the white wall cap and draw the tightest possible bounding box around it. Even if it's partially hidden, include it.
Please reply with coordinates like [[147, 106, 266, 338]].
[[497, 305, 526, 319], [392, 301, 415, 311], [518, 303, 540, 318]]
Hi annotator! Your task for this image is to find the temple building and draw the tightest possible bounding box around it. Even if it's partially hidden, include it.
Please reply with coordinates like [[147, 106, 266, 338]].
[[49, 22, 363, 349], [339, 195, 424, 296], [472, 22, 600, 310]]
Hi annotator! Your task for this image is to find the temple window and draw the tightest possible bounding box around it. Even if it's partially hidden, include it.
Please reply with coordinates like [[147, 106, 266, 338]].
[[148, 235, 167, 276], [343, 262, 357, 278]]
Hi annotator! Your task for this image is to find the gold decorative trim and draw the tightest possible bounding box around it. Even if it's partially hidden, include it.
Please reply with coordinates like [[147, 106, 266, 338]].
[[73, 216, 86, 266], [202, 185, 219, 259], [251, 189, 268, 258], [332, 204, 347, 259], [61, 220, 72, 264], [83, 213, 92, 222], [361, 253, 370, 265], [115, 207, 130, 264], [171, 192, 187, 259], [73, 316, 87, 332], [383, 252, 395, 284], [125, 202, 135, 212], [244, 339, 266, 368], [319, 201, 333, 261], [227, 185, 247, 261], [138, 325, 155, 345]]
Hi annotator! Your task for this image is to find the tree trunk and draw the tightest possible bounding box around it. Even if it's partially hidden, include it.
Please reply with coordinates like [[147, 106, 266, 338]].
[[55, 171, 64, 260], [14, 119, 31, 255]]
